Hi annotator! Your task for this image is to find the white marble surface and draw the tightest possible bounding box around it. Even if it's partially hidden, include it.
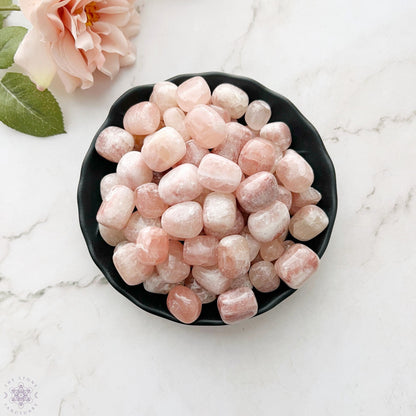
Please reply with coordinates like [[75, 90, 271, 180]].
[[1, 0, 416, 414]]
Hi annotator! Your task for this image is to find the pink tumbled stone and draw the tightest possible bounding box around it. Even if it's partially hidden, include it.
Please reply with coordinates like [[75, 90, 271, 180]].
[[217, 287, 258, 324], [211, 83, 249, 119], [236, 171, 279, 213], [203, 192, 236, 233], [260, 122, 292, 151], [136, 226, 169, 265], [218, 235, 250, 279], [100, 173, 120, 199], [204, 209, 244, 239], [192, 266, 231, 295], [184, 275, 217, 304], [260, 238, 285, 262], [135, 183, 168, 218], [150, 81, 178, 113], [98, 223, 125, 246], [238, 138, 276, 176], [123, 212, 161, 242], [95, 126, 134, 163], [176, 76, 211, 112], [275, 149, 314, 193], [183, 235, 218, 266], [276, 185, 292, 211], [212, 122, 252, 163], [163, 107, 190, 141], [289, 205, 329, 241], [116, 151, 153, 190], [290, 187, 322, 215], [167, 285, 202, 324], [244, 100, 271, 131], [96, 185, 135, 230], [123, 101, 161, 135], [230, 273, 253, 290], [159, 164, 203, 205], [175, 140, 209, 167], [241, 227, 261, 261], [275, 243, 319, 289], [143, 272, 179, 294], [185, 105, 226, 149], [249, 261, 280, 293], [156, 240, 190, 283], [113, 242, 154, 285], [210, 105, 231, 123], [161, 201, 203, 239], [141, 127, 186, 172], [248, 200, 290, 242], [198, 154, 242, 193]]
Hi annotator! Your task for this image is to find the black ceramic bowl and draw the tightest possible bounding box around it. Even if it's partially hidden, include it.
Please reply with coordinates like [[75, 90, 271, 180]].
[[78, 72, 337, 326]]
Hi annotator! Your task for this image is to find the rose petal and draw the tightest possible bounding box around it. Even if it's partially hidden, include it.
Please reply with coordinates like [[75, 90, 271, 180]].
[[99, 52, 120, 79], [14, 28, 57, 90], [119, 41, 136, 67]]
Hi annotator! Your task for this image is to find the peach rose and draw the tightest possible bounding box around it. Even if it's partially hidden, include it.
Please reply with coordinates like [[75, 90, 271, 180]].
[[15, 0, 140, 92]]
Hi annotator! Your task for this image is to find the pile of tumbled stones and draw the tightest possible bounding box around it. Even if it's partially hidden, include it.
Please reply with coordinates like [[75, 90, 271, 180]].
[[95, 76, 329, 325]]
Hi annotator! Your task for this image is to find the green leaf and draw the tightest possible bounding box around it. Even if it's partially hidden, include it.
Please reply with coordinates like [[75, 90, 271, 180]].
[[0, 0, 11, 28], [0, 26, 27, 68], [0, 72, 65, 137]]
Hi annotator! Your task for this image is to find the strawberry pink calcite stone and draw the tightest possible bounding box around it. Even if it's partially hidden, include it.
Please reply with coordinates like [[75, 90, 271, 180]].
[[175, 140, 209, 167], [167, 285, 202, 324], [183, 235, 218, 267], [176, 76, 211, 112], [96, 185, 135, 230], [163, 107, 190, 141], [95, 126, 134, 163], [218, 235, 250, 279], [238, 138, 276, 176], [123, 101, 161, 135], [275, 149, 314, 193], [217, 287, 258, 324], [198, 154, 242, 193], [203, 192, 236, 233], [229, 273, 253, 290], [289, 205, 329, 241], [150, 81, 178, 114], [248, 200, 290, 243], [260, 238, 285, 262], [274, 243, 319, 289], [156, 241, 190, 283], [98, 223, 125, 247], [260, 122, 292, 151], [236, 171, 279, 213], [123, 212, 161, 242], [184, 275, 217, 304], [249, 261, 280, 293], [136, 226, 169, 265], [113, 242, 154, 285], [161, 201, 203, 239], [141, 127, 186, 172], [276, 185, 293, 211], [241, 227, 261, 261], [192, 266, 231, 295], [210, 105, 231, 123], [244, 100, 271, 131], [158, 164, 203, 205], [143, 272, 179, 294], [211, 83, 249, 119], [100, 173, 120, 199], [116, 151, 153, 190], [212, 122, 252, 163], [135, 183, 168, 219], [185, 105, 227, 149], [208, 209, 244, 239], [290, 187, 322, 215]]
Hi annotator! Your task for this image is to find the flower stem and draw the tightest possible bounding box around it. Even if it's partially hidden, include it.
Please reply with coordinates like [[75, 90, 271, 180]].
[[0, 5, 20, 11]]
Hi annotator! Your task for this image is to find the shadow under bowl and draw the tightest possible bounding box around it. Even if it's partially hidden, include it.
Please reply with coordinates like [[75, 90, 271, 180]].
[[77, 72, 338, 326]]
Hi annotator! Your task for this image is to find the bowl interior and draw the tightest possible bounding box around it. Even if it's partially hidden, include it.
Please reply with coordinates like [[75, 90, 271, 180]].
[[77, 72, 337, 325]]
